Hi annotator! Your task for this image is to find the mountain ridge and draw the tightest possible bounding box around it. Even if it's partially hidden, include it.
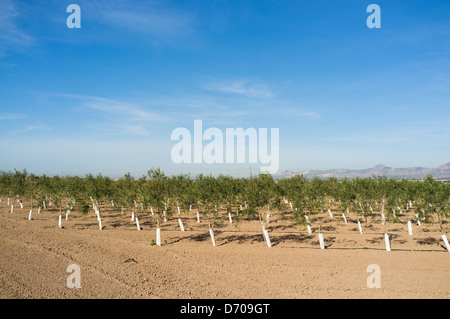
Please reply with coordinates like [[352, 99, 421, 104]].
[[275, 162, 450, 180]]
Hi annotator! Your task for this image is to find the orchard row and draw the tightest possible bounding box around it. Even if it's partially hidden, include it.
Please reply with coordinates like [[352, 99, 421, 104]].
[[0, 169, 449, 249]]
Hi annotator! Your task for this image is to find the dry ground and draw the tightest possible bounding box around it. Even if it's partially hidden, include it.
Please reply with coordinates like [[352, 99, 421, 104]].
[[0, 199, 449, 299]]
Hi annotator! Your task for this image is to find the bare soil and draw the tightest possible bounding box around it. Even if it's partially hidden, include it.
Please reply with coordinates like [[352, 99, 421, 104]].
[[0, 199, 449, 299]]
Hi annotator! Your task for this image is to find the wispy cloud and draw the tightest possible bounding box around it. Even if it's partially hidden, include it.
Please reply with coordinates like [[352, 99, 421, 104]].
[[389, 23, 450, 46], [279, 109, 320, 119], [203, 79, 275, 98], [40, 93, 173, 137], [323, 123, 450, 146], [84, 122, 151, 137], [40, 90, 321, 137], [46, 92, 252, 125], [0, 113, 26, 120], [84, 0, 194, 37], [8, 124, 50, 136], [48, 93, 166, 123], [100, 9, 192, 37], [0, 0, 34, 57], [83, 96, 165, 123]]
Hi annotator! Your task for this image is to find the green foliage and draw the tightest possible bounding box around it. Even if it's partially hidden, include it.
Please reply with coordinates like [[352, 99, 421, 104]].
[[0, 169, 448, 235]]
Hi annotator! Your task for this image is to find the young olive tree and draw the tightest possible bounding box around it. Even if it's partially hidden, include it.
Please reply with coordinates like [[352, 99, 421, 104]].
[[195, 174, 223, 246], [146, 168, 170, 246]]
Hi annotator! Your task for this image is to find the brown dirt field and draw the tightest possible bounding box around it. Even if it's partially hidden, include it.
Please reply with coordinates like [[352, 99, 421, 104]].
[[0, 199, 449, 299]]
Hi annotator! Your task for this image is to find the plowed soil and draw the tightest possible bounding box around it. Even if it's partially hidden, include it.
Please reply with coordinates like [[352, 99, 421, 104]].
[[1, 199, 449, 299]]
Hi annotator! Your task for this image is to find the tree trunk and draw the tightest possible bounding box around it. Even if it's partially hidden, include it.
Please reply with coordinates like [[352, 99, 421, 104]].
[[209, 225, 216, 247]]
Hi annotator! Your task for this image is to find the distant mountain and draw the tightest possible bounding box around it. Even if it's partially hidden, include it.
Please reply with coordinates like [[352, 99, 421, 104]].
[[275, 162, 450, 180]]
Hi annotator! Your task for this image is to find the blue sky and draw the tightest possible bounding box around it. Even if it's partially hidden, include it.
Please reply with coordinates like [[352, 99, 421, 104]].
[[0, 0, 449, 177]]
